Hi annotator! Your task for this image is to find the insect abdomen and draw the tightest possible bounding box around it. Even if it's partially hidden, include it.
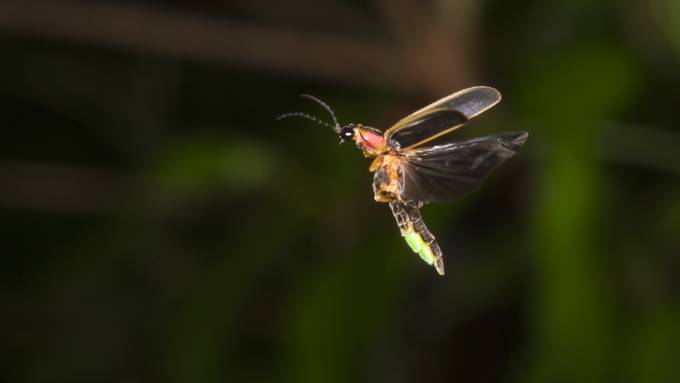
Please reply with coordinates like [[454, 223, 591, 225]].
[[389, 201, 445, 275]]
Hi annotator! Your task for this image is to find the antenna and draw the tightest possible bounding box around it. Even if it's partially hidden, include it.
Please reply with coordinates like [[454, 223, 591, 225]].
[[300, 94, 340, 131], [276, 112, 332, 129], [277, 94, 342, 133]]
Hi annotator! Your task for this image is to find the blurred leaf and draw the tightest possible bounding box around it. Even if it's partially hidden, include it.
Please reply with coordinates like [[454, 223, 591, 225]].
[[518, 41, 642, 383], [516, 41, 641, 121], [627, 307, 680, 383], [652, 0, 680, 60], [147, 135, 276, 203]]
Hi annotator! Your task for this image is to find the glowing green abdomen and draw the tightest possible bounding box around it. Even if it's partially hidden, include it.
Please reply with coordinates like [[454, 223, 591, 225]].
[[404, 231, 434, 265]]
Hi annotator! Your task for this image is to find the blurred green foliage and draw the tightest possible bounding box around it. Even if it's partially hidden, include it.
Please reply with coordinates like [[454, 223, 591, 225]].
[[1, 1, 680, 383]]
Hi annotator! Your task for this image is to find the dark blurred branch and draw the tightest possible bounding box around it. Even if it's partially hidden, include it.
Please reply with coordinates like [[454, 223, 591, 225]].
[[372, 0, 481, 94], [600, 122, 680, 175], [0, 161, 127, 213], [0, 0, 424, 91], [520, 119, 680, 175], [231, 0, 378, 36], [3, 122, 679, 215]]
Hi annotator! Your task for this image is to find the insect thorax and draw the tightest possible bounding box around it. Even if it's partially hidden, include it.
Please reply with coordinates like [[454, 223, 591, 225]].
[[372, 155, 403, 203], [354, 125, 386, 156]]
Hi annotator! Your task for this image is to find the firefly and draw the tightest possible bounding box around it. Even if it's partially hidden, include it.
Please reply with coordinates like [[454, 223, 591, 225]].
[[278, 87, 527, 275]]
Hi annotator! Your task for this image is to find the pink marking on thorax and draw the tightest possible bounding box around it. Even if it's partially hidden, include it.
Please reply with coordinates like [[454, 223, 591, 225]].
[[357, 128, 385, 150]]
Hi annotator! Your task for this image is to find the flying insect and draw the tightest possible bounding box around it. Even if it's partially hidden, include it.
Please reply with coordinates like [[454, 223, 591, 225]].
[[278, 86, 528, 275]]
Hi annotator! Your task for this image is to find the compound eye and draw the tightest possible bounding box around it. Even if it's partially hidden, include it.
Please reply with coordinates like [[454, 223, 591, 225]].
[[340, 127, 354, 140]]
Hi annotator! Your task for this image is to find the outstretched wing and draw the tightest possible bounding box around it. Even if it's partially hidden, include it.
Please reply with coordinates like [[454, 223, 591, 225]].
[[399, 131, 528, 204], [384, 86, 502, 150]]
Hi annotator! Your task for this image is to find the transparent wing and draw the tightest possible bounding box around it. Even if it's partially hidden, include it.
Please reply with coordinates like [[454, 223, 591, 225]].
[[384, 86, 502, 150], [399, 131, 528, 203]]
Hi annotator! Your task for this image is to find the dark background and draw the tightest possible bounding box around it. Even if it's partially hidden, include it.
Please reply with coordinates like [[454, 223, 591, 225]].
[[1, 1, 680, 382]]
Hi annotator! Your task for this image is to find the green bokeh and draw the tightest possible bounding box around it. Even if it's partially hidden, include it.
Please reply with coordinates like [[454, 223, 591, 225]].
[[1, 1, 679, 383]]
